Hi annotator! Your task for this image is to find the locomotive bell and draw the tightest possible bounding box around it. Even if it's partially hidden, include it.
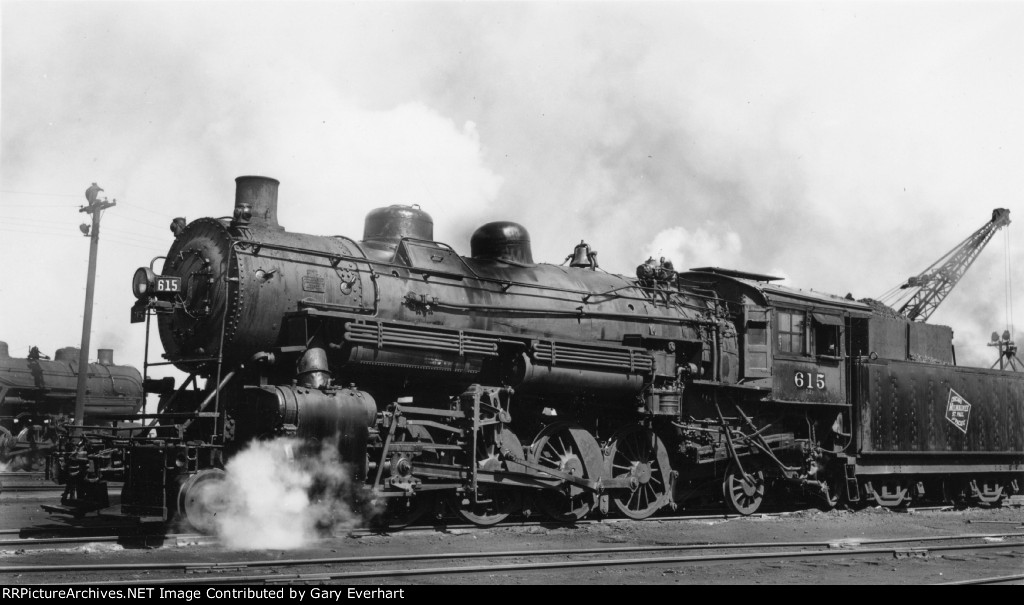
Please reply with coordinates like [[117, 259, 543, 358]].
[[568, 240, 598, 269]]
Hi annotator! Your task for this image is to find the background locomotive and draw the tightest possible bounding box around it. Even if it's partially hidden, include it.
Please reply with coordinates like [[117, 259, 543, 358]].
[[49, 176, 1023, 530], [0, 343, 142, 470]]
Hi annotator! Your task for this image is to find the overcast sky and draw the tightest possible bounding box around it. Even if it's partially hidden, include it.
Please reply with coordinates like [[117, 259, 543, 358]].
[[1, 1, 1021, 379]]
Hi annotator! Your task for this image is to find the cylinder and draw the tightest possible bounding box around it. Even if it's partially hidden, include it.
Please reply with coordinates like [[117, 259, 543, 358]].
[[257, 385, 377, 481], [234, 176, 282, 230], [97, 349, 114, 365]]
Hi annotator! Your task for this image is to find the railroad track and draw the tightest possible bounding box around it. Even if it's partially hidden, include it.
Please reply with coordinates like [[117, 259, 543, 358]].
[[0, 512, 765, 550], [0, 503, 1011, 546], [5, 531, 1021, 585], [0, 472, 45, 479], [938, 574, 1024, 585]]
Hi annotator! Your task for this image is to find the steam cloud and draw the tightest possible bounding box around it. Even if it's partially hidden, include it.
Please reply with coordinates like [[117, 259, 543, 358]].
[[197, 437, 362, 550]]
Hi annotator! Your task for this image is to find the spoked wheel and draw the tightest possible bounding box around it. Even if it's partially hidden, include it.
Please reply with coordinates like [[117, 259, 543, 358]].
[[529, 422, 603, 522], [722, 460, 766, 515], [449, 428, 526, 526], [375, 425, 438, 528], [0, 426, 12, 466], [605, 425, 672, 519], [177, 468, 229, 534], [379, 493, 437, 530], [448, 489, 522, 526]]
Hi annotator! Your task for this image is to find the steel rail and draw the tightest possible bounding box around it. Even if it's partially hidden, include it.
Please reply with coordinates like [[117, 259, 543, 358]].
[[0, 485, 63, 493], [46, 540, 1024, 585], [937, 573, 1024, 585], [7, 532, 1024, 575], [0, 533, 205, 548]]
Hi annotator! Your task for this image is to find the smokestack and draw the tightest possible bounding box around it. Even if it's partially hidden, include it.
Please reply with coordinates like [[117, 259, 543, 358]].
[[0, 341, 8, 359], [233, 176, 283, 230], [97, 349, 114, 366]]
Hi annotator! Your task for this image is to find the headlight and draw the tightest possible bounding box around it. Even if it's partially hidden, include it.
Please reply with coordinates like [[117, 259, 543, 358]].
[[132, 267, 156, 299]]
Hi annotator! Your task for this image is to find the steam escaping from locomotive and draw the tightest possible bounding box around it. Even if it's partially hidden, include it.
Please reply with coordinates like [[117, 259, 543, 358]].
[[191, 436, 362, 550]]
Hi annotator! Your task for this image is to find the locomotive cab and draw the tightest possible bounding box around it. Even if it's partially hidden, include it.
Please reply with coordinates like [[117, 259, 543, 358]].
[[680, 268, 868, 405]]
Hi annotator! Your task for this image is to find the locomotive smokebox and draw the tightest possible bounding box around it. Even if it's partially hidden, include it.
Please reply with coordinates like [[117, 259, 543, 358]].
[[233, 176, 283, 230], [362, 204, 433, 250], [97, 349, 114, 366], [471, 221, 534, 264]]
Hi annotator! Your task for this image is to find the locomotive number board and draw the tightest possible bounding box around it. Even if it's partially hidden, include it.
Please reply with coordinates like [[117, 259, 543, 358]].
[[155, 276, 181, 293]]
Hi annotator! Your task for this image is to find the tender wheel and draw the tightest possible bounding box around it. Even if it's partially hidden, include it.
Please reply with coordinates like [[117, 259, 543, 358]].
[[177, 468, 229, 534], [971, 479, 1005, 506], [606, 425, 672, 520], [722, 461, 765, 515], [866, 479, 908, 508], [529, 422, 603, 522]]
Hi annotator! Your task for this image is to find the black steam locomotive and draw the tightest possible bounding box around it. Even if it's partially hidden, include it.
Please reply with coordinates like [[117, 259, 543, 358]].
[[49, 176, 1024, 529], [0, 343, 142, 470]]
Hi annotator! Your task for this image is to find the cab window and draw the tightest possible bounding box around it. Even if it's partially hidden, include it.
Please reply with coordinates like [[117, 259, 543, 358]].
[[812, 313, 842, 357], [777, 309, 807, 354]]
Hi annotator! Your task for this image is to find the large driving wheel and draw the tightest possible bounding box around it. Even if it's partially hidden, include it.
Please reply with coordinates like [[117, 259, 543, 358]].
[[722, 460, 765, 515], [529, 422, 603, 522], [605, 425, 672, 519]]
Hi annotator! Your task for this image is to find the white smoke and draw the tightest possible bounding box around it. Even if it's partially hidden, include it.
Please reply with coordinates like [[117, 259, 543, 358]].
[[643, 223, 744, 272], [199, 437, 361, 550]]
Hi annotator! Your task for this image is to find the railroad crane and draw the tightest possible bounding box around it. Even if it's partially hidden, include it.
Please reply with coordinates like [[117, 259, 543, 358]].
[[882, 208, 1011, 322]]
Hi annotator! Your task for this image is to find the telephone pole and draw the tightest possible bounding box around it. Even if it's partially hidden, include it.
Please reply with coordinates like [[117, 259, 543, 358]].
[[75, 184, 116, 431]]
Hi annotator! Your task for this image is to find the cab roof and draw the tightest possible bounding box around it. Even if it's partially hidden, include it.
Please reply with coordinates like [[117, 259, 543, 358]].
[[681, 268, 873, 314]]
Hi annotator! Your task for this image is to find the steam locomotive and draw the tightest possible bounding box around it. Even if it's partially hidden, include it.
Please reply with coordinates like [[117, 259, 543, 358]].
[[0, 343, 142, 470], [48, 176, 1024, 529]]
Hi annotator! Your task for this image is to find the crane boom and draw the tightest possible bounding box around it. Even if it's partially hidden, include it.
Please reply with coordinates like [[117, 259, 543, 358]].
[[893, 208, 1011, 322]]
